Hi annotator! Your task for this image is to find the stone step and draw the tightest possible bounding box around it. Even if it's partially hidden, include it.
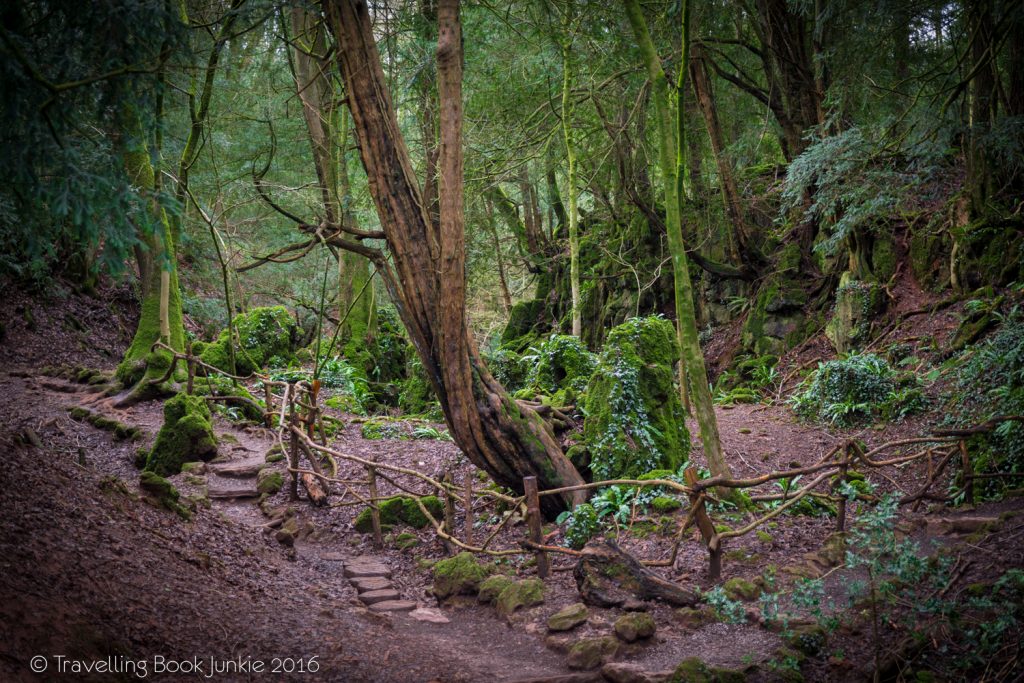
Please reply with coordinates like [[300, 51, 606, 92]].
[[343, 563, 392, 579], [368, 600, 417, 612], [210, 461, 265, 478], [359, 589, 401, 605], [208, 485, 260, 499], [353, 576, 393, 593]]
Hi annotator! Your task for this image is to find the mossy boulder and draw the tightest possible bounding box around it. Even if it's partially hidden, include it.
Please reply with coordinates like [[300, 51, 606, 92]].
[[354, 495, 444, 533], [432, 552, 492, 599], [547, 603, 588, 631], [740, 245, 808, 356], [566, 636, 620, 670], [651, 496, 682, 513], [787, 624, 827, 656], [526, 334, 597, 398], [398, 356, 440, 417], [500, 299, 547, 353], [613, 611, 656, 642], [583, 317, 690, 480], [825, 273, 884, 353], [393, 532, 419, 550], [200, 306, 299, 375], [668, 658, 746, 683], [495, 578, 545, 616], [144, 393, 217, 476], [722, 577, 762, 602], [477, 574, 515, 604], [256, 469, 284, 495], [139, 471, 191, 520], [401, 495, 444, 528]]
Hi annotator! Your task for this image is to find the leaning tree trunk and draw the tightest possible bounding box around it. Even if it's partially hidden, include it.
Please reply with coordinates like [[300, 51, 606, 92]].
[[324, 0, 585, 517]]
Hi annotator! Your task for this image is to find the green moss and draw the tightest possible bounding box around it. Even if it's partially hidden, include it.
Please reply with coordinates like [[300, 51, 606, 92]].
[[669, 658, 713, 683], [256, 470, 284, 495], [495, 578, 545, 616], [139, 471, 191, 520], [525, 334, 597, 396], [398, 356, 440, 417], [354, 495, 443, 533], [477, 574, 515, 604], [401, 495, 444, 528], [584, 316, 689, 480], [394, 532, 419, 550], [722, 577, 762, 602], [651, 496, 683, 513], [200, 306, 299, 375], [547, 602, 588, 631], [500, 299, 547, 352], [566, 636, 620, 671], [145, 394, 217, 476], [613, 611, 656, 642], [432, 552, 491, 599]]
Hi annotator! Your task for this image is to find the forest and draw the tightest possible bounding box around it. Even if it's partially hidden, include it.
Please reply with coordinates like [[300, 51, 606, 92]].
[[1, 0, 1023, 680]]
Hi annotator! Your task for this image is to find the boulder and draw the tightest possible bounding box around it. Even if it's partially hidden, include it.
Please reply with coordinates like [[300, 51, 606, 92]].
[[613, 612, 656, 642], [145, 393, 217, 476], [432, 552, 491, 599], [495, 578, 545, 616], [547, 603, 589, 632], [478, 575, 515, 604], [567, 636, 620, 671]]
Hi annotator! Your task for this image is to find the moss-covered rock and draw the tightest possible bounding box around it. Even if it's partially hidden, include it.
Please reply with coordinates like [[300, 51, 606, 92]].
[[566, 635, 620, 670], [613, 611, 656, 642], [547, 603, 588, 631], [432, 552, 491, 599], [495, 578, 545, 616], [668, 658, 747, 683], [525, 334, 597, 399], [477, 574, 515, 604], [787, 624, 827, 656], [740, 245, 808, 356], [145, 393, 217, 476], [398, 356, 440, 418], [200, 306, 299, 375], [583, 317, 690, 479], [353, 495, 443, 533], [651, 496, 682, 513], [256, 469, 284, 495], [500, 299, 547, 353], [401, 495, 444, 528], [483, 346, 531, 393], [722, 577, 762, 602], [826, 273, 883, 353], [139, 471, 191, 520], [394, 532, 419, 550]]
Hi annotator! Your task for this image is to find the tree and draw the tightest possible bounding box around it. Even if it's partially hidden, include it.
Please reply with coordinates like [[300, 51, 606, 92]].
[[623, 0, 734, 483], [324, 0, 585, 516]]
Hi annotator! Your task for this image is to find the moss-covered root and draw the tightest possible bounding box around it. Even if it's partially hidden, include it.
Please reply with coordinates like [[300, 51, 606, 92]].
[[139, 471, 192, 520], [67, 406, 144, 441], [145, 394, 217, 476]]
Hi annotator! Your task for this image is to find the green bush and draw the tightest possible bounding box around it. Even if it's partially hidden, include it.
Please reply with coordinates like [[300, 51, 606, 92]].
[[790, 353, 925, 427], [559, 502, 599, 549], [521, 334, 597, 401]]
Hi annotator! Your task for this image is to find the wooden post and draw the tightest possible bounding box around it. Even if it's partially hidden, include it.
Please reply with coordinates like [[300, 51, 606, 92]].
[[288, 388, 299, 501], [366, 463, 384, 549], [523, 476, 549, 579], [835, 462, 849, 533], [960, 440, 974, 506], [442, 471, 457, 555], [263, 383, 274, 428], [685, 467, 721, 580], [464, 475, 474, 546], [186, 343, 195, 395]]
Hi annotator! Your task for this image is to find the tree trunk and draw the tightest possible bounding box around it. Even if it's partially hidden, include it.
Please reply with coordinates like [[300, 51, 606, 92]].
[[560, 21, 582, 338], [324, 0, 585, 517], [623, 0, 734, 483]]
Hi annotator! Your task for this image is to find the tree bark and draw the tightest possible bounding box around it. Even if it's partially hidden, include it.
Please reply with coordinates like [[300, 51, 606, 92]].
[[560, 18, 582, 338], [324, 0, 585, 516], [623, 0, 734, 483]]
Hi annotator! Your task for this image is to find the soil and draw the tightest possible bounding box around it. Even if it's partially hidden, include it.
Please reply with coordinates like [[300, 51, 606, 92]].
[[1, 277, 1022, 682]]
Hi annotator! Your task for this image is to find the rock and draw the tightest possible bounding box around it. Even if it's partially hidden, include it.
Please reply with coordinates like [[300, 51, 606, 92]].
[[210, 461, 264, 477], [394, 532, 419, 550], [674, 606, 715, 629], [208, 483, 259, 499], [256, 468, 284, 495], [547, 603, 588, 632], [668, 658, 748, 683], [181, 461, 207, 474], [344, 561, 392, 579], [359, 589, 401, 605], [544, 632, 576, 654], [495, 579, 545, 616], [145, 394, 218, 476], [722, 577, 762, 602], [199, 306, 300, 375], [574, 539, 697, 608], [368, 600, 417, 612], [566, 636, 620, 670], [787, 624, 827, 656], [139, 471, 191, 520], [601, 663, 675, 683], [478, 575, 515, 604], [432, 552, 491, 599], [409, 607, 449, 624], [353, 576, 392, 593], [613, 612, 656, 642]]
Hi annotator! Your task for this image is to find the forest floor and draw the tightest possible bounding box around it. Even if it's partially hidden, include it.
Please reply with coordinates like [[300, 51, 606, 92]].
[[1, 280, 1023, 682]]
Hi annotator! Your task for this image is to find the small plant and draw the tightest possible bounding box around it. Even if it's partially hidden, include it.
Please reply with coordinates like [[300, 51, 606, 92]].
[[411, 426, 453, 441], [558, 503, 599, 549], [702, 586, 747, 624]]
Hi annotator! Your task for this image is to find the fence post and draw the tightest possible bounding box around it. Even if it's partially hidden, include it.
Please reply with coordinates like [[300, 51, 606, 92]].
[[523, 476, 549, 579], [288, 388, 299, 501], [836, 444, 850, 532], [263, 383, 274, 428], [442, 471, 457, 555], [186, 343, 195, 395], [366, 463, 384, 549], [685, 467, 721, 580], [464, 475, 474, 546], [960, 440, 975, 506]]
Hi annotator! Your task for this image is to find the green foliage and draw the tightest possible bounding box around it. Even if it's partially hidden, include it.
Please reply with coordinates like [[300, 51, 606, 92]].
[[398, 355, 442, 419], [145, 393, 217, 477], [790, 353, 925, 426], [411, 426, 453, 441], [584, 317, 690, 480], [558, 502, 599, 549], [521, 333, 596, 400], [201, 306, 299, 376], [701, 586, 747, 624], [483, 346, 530, 392]]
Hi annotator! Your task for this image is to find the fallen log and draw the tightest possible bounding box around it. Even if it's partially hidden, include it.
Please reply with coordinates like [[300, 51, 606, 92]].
[[573, 539, 697, 607]]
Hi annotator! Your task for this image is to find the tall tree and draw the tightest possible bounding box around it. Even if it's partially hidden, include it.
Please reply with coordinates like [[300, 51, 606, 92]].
[[623, 0, 734, 482], [559, 9, 583, 338], [324, 0, 585, 516]]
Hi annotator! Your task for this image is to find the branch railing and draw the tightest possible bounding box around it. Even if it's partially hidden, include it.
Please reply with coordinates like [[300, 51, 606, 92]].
[[149, 341, 1023, 583]]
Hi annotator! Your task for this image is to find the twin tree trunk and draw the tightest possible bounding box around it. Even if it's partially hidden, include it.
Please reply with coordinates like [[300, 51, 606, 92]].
[[324, 0, 585, 517]]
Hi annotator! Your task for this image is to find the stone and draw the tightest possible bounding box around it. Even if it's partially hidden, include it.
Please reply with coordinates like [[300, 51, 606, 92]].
[[145, 393, 217, 476], [601, 663, 675, 683], [566, 636, 620, 670], [613, 612, 656, 642], [722, 577, 762, 602], [353, 576, 393, 592], [359, 589, 401, 605], [208, 484, 259, 499], [344, 562, 392, 579], [408, 607, 450, 624], [210, 461, 265, 477], [477, 574, 515, 604], [256, 468, 284, 495], [547, 603, 588, 632], [368, 600, 417, 612], [495, 579, 545, 616], [432, 552, 490, 599], [674, 606, 715, 629], [544, 632, 576, 653]]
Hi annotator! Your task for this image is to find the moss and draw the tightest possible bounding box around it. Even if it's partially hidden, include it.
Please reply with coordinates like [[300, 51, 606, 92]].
[[722, 577, 762, 602], [651, 496, 682, 513], [256, 469, 284, 495], [501, 299, 547, 352], [525, 334, 597, 397], [394, 532, 419, 550], [495, 578, 545, 616], [432, 552, 491, 599], [566, 636, 619, 671], [826, 273, 883, 353], [787, 624, 827, 656], [355, 495, 443, 533], [139, 471, 191, 520], [477, 574, 515, 604], [200, 306, 299, 375], [483, 346, 530, 392], [401, 495, 444, 528], [398, 355, 441, 417], [756, 530, 773, 543], [614, 612, 656, 642], [740, 266, 808, 357], [145, 394, 217, 476], [547, 603, 588, 631], [583, 317, 690, 480]]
